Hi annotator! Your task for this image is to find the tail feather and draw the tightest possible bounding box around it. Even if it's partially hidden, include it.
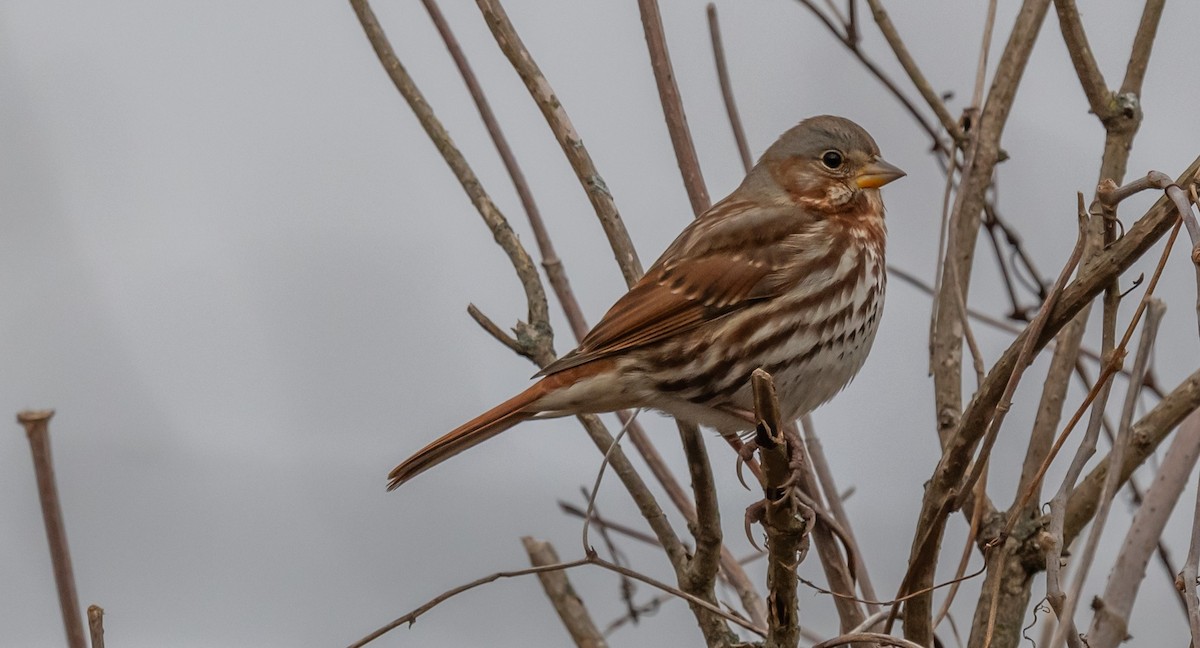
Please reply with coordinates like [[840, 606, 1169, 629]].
[[388, 380, 549, 490]]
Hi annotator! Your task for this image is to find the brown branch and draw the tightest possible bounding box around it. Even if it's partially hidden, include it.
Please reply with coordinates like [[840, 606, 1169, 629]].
[[1181, 462, 1200, 648], [794, 0, 948, 153], [677, 419, 726, 617], [801, 415, 882, 614], [954, 199, 1087, 507], [87, 605, 104, 648], [862, 0, 963, 142], [706, 4, 752, 173], [348, 553, 765, 647], [813, 632, 927, 648], [1085, 409, 1200, 648], [19, 410, 86, 648], [751, 370, 812, 648], [1065, 365, 1200, 543], [949, 156, 1200, 539], [349, 0, 553, 366], [1052, 0, 1113, 118], [1065, 298, 1164, 607], [637, 0, 710, 215], [1119, 0, 1166, 97], [907, 3, 1054, 641], [890, 264, 1161, 396], [474, 0, 644, 284], [420, 0, 589, 340], [522, 537, 608, 648]]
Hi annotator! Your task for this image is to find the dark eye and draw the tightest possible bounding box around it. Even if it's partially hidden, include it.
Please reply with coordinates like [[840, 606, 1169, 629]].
[[821, 150, 844, 169]]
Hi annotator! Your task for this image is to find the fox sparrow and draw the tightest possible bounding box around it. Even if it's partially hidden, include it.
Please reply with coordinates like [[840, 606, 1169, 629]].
[[390, 115, 904, 489]]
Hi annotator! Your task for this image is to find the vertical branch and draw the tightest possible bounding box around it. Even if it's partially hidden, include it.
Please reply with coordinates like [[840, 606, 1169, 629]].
[[751, 370, 811, 648], [87, 605, 105, 648], [19, 410, 87, 648], [801, 416, 881, 613], [637, 0, 711, 214], [1060, 300, 1164, 626], [907, 2, 1053, 643]]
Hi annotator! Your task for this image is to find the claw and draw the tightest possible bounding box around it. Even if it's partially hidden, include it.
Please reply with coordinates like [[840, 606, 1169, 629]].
[[734, 438, 759, 490], [744, 500, 766, 552]]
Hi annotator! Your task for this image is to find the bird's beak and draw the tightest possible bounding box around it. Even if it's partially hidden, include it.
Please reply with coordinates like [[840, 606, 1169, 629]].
[[855, 158, 906, 189]]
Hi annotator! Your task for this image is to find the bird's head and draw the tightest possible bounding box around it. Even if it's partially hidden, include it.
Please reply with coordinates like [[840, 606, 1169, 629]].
[[755, 115, 905, 215]]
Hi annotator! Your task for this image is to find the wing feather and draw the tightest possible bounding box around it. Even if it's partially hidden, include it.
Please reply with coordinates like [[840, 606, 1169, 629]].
[[539, 199, 816, 376]]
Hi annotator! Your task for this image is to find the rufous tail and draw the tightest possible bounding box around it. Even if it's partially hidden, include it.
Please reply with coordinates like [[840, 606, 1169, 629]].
[[388, 378, 553, 490]]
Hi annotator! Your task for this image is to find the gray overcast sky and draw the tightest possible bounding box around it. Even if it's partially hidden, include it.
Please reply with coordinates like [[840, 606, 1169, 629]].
[[3, 2, 1199, 646]]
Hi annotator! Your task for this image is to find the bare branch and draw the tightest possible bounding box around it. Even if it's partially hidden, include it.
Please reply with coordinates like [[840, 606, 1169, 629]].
[[420, 0, 590, 340], [794, 0, 949, 153], [1181, 466, 1200, 648], [907, 2, 1054, 640], [1085, 410, 1200, 648], [475, 0, 644, 284], [348, 553, 766, 647], [349, 0, 553, 365], [19, 409, 87, 648], [863, 0, 963, 142], [87, 605, 104, 648], [955, 200, 1087, 507], [522, 537, 608, 648], [706, 4, 753, 173], [802, 415, 882, 614], [1052, 0, 1112, 117], [637, 0, 711, 215], [1065, 366, 1200, 543], [1119, 0, 1166, 97]]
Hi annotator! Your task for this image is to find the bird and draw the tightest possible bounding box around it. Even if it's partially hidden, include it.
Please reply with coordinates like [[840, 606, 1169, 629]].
[[389, 115, 904, 490]]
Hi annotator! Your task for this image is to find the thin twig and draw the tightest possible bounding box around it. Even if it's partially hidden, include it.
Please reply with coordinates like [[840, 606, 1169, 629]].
[[1064, 365, 1200, 543], [349, 0, 553, 366], [347, 554, 766, 647], [474, 0, 644, 284], [19, 409, 87, 648], [420, 0, 589, 339], [801, 415, 882, 614], [706, 4, 752, 173], [863, 0, 963, 142], [794, 0, 948, 153], [637, 0, 710, 215]]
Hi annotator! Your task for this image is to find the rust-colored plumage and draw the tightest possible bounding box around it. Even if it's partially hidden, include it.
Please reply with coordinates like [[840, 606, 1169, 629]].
[[390, 115, 904, 490]]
